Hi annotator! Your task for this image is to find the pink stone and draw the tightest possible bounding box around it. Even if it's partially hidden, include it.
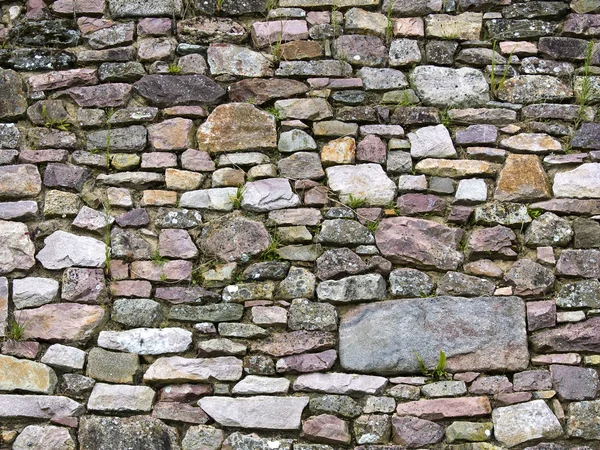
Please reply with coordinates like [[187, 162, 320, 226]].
[[393, 18, 425, 37], [158, 384, 212, 402], [152, 402, 208, 424], [109, 280, 152, 297], [493, 392, 533, 406], [307, 11, 330, 25], [53, 0, 105, 14], [181, 149, 216, 172], [302, 414, 351, 445], [276, 350, 337, 373], [138, 37, 177, 62], [109, 260, 129, 280], [28, 69, 98, 92], [396, 397, 492, 420], [531, 353, 582, 366], [527, 300, 556, 331], [19, 149, 69, 164], [131, 260, 192, 282], [396, 193, 446, 216], [357, 134, 386, 163], [162, 106, 208, 118], [454, 372, 480, 383], [1, 341, 40, 359], [138, 18, 172, 36], [77, 17, 114, 35], [66, 83, 131, 108], [159, 229, 198, 259], [537, 246, 555, 265], [148, 118, 194, 151], [251, 20, 309, 48], [141, 153, 178, 169], [26, 0, 50, 19]]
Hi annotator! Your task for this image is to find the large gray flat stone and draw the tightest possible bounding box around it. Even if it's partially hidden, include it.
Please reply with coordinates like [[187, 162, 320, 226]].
[[339, 296, 528, 374]]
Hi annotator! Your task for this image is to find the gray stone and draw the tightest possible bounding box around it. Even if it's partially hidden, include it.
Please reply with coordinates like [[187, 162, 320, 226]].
[[232, 376, 290, 395], [134, 75, 225, 107], [409, 124, 456, 159], [12, 425, 75, 450], [170, 304, 243, 322], [525, 212, 573, 247], [410, 66, 489, 107], [179, 188, 237, 211], [504, 259, 555, 297], [87, 383, 154, 412], [421, 381, 467, 398], [0, 395, 83, 420], [278, 152, 325, 180], [567, 400, 600, 439], [317, 274, 386, 303], [222, 432, 291, 450], [0, 69, 27, 119], [41, 344, 85, 371], [277, 267, 316, 299], [389, 268, 434, 297], [79, 415, 180, 450], [208, 44, 273, 77], [182, 425, 224, 450], [436, 272, 495, 297], [357, 67, 408, 90], [144, 356, 243, 383], [278, 130, 317, 153], [289, 299, 337, 331], [0, 165, 42, 199], [112, 298, 162, 328], [316, 248, 367, 280], [275, 60, 352, 77], [0, 222, 33, 275], [334, 35, 388, 67], [12, 277, 58, 309], [551, 364, 599, 400], [354, 414, 392, 444], [98, 328, 192, 355], [317, 219, 374, 245], [87, 348, 138, 384], [309, 395, 362, 418], [294, 373, 387, 395], [199, 396, 308, 429], [553, 163, 600, 198], [497, 75, 573, 104], [109, 0, 182, 17], [492, 400, 562, 447], [557, 280, 600, 308], [340, 296, 528, 374], [0, 124, 19, 149], [0, 201, 38, 220], [242, 179, 300, 212], [36, 230, 106, 270], [556, 249, 600, 278], [87, 126, 147, 153], [474, 202, 532, 227]]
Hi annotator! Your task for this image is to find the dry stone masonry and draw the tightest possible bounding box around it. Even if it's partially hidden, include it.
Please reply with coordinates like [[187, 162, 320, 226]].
[[1, 0, 600, 448]]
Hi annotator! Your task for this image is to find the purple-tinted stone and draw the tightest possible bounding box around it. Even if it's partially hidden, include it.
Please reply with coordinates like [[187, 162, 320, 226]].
[[115, 208, 150, 227]]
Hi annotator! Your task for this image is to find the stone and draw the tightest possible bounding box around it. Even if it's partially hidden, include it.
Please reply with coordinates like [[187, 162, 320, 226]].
[[501, 133, 562, 154], [474, 203, 532, 227], [0, 165, 42, 199], [396, 397, 491, 420], [494, 154, 550, 202], [36, 230, 106, 270], [278, 152, 324, 181], [275, 98, 333, 121], [197, 103, 276, 154], [425, 12, 482, 40], [309, 395, 362, 419], [391, 416, 444, 448], [492, 400, 562, 447], [0, 355, 57, 394], [353, 414, 391, 444], [527, 301, 556, 331], [276, 350, 337, 374], [556, 249, 600, 278], [98, 328, 192, 355], [302, 414, 351, 444], [551, 365, 599, 400], [557, 280, 600, 308], [525, 212, 573, 247], [41, 344, 85, 371], [497, 76, 572, 104], [251, 20, 308, 48], [340, 296, 527, 373], [12, 425, 75, 450], [232, 376, 290, 395], [177, 16, 245, 43], [288, 299, 337, 332], [504, 259, 555, 297], [567, 400, 600, 439], [436, 272, 494, 296], [0, 201, 38, 220], [144, 356, 242, 383], [326, 164, 396, 206], [416, 159, 498, 178], [20, 303, 105, 344], [79, 415, 179, 450], [316, 248, 367, 280], [410, 66, 489, 107], [408, 124, 456, 159], [199, 396, 308, 430], [445, 421, 494, 443], [574, 217, 600, 248], [375, 217, 463, 270], [278, 130, 317, 153], [0, 395, 83, 420], [0, 69, 27, 119], [87, 383, 154, 412], [134, 74, 224, 107], [317, 274, 386, 303], [207, 43, 273, 77], [531, 317, 600, 353], [200, 213, 271, 263], [108, 0, 181, 17], [241, 178, 300, 212], [455, 179, 487, 204], [389, 268, 433, 297], [294, 373, 387, 395], [553, 163, 600, 198], [87, 348, 138, 384], [12, 277, 58, 309], [230, 79, 308, 105], [62, 268, 107, 304], [182, 426, 224, 450]]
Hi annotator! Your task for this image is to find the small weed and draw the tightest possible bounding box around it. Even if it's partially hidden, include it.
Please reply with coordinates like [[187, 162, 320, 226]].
[[266, 0, 277, 13], [346, 194, 366, 209], [159, 273, 168, 282], [365, 220, 379, 233], [260, 235, 282, 261], [575, 40, 595, 128], [415, 350, 450, 381], [331, 2, 340, 36], [41, 105, 71, 132], [105, 108, 115, 167], [5, 314, 26, 341], [527, 207, 543, 219], [440, 107, 451, 127], [490, 41, 515, 98], [102, 202, 112, 276], [229, 186, 245, 209], [398, 90, 413, 107], [216, 0, 224, 12], [152, 249, 169, 267], [385, 0, 394, 43], [265, 106, 282, 120], [167, 63, 181, 74], [271, 31, 284, 62]]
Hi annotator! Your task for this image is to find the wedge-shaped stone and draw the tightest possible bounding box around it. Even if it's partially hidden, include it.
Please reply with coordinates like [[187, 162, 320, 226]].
[[375, 217, 463, 270], [36, 231, 106, 270], [494, 154, 551, 202], [144, 356, 243, 383], [0, 395, 83, 419], [197, 104, 277, 153], [553, 163, 600, 198], [326, 163, 396, 206], [88, 383, 155, 413], [396, 397, 491, 420], [98, 327, 192, 354], [20, 304, 105, 344], [293, 372, 387, 395], [199, 396, 308, 430], [492, 400, 562, 447], [0, 356, 57, 394], [339, 297, 528, 374]]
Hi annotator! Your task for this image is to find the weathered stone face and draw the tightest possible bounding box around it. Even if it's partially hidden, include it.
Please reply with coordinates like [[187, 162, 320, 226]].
[[0, 69, 27, 119], [339, 296, 528, 374], [0, 220, 35, 275], [134, 75, 225, 107]]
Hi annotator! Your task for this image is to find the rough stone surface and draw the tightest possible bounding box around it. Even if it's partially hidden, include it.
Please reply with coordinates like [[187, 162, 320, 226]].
[[492, 400, 562, 447]]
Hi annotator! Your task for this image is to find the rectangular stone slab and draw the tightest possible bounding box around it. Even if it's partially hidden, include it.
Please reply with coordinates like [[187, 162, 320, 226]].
[[339, 296, 528, 374]]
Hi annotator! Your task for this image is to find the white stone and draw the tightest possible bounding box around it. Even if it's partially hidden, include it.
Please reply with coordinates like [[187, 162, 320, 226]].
[[398, 174, 427, 192], [199, 396, 309, 430], [389, 39, 422, 66], [179, 188, 237, 211], [455, 178, 488, 204], [293, 372, 387, 395], [492, 400, 562, 447], [36, 231, 106, 270], [553, 163, 600, 199], [87, 383, 155, 412], [242, 178, 300, 212], [13, 425, 76, 450], [408, 124, 457, 159], [232, 375, 291, 395], [278, 129, 317, 152], [0, 220, 35, 275], [0, 395, 83, 419], [326, 163, 396, 206], [144, 356, 243, 383], [12, 277, 59, 309], [41, 344, 86, 371], [98, 327, 192, 355]]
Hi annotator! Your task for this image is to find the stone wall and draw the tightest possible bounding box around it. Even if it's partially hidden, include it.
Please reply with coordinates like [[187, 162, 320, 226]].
[[1, 0, 600, 448]]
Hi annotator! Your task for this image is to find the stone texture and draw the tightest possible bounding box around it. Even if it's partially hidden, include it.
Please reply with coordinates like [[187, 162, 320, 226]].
[[12, 425, 75, 450], [553, 163, 600, 198], [492, 400, 562, 447], [98, 328, 192, 354], [0, 355, 57, 394], [495, 154, 550, 202], [134, 75, 225, 107], [396, 397, 492, 420], [339, 296, 528, 373], [391, 416, 444, 447], [410, 66, 489, 107], [326, 164, 396, 206], [0, 221, 35, 275]]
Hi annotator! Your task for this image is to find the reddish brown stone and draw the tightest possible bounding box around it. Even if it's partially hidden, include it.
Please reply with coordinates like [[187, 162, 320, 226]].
[[302, 414, 351, 445], [229, 78, 309, 105], [494, 154, 551, 202], [531, 317, 600, 353], [28, 69, 98, 91], [527, 300, 556, 331], [396, 194, 446, 216], [396, 397, 492, 420]]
